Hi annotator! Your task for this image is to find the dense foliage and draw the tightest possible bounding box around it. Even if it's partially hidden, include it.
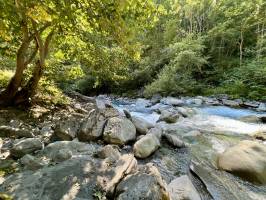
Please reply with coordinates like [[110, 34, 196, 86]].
[[0, 0, 265, 105]]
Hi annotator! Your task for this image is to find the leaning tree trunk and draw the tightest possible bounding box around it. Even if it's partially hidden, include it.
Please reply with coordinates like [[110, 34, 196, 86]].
[[13, 27, 53, 105]]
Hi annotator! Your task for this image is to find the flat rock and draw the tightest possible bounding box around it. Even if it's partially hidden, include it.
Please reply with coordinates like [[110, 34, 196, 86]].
[[0, 154, 137, 200], [217, 140, 266, 184]]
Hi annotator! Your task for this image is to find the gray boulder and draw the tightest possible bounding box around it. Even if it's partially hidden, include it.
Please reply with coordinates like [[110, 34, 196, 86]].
[[158, 109, 180, 123], [78, 107, 120, 142], [161, 97, 184, 106], [167, 175, 201, 200], [151, 94, 162, 104], [1, 154, 137, 200], [115, 163, 170, 200], [0, 126, 34, 138], [131, 116, 154, 135], [97, 145, 121, 161], [133, 134, 160, 158], [41, 141, 98, 161], [163, 134, 185, 148], [10, 138, 43, 158], [258, 103, 266, 112], [148, 127, 163, 140], [217, 140, 266, 184], [54, 118, 80, 141], [222, 99, 239, 107], [103, 117, 136, 145]]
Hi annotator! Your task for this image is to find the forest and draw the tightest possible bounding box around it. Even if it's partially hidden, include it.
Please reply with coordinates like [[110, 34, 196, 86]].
[[0, 0, 265, 106], [1, 1, 266, 200]]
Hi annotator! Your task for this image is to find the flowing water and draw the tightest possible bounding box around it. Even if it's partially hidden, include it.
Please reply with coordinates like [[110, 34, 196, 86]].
[[112, 98, 266, 200]]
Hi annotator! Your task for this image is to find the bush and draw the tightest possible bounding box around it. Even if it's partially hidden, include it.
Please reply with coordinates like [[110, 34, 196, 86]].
[[0, 70, 13, 88]]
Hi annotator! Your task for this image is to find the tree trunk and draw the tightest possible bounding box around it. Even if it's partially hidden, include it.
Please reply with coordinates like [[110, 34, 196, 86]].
[[13, 29, 53, 105], [239, 30, 244, 66]]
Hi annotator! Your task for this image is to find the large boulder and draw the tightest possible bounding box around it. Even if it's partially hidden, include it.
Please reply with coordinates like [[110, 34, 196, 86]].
[[103, 117, 136, 145], [222, 99, 239, 107], [217, 140, 266, 184], [0, 154, 137, 200], [131, 116, 154, 135], [115, 163, 170, 200], [54, 118, 80, 141], [10, 138, 43, 158], [158, 109, 180, 123], [167, 175, 201, 200], [133, 134, 160, 158], [148, 127, 163, 140], [41, 141, 98, 162], [78, 106, 120, 142], [161, 97, 184, 106], [163, 133, 185, 148], [257, 103, 266, 112]]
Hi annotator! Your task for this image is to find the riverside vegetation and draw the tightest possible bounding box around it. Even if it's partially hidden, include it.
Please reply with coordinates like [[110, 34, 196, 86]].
[[0, 0, 266, 200]]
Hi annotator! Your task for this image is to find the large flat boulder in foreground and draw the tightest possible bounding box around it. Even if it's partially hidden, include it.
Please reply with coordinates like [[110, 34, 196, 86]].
[[0, 154, 137, 200], [217, 140, 266, 184]]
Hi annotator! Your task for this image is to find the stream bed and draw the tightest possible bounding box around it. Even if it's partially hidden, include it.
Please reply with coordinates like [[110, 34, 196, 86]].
[[112, 97, 266, 200]]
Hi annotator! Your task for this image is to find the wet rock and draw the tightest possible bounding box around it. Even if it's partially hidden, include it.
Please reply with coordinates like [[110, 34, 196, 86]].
[[123, 109, 131, 119], [20, 154, 46, 170], [136, 98, 151, 108], [103, 117, 136, 145], [161, 97, 184, 106], [151, 94, 162, 104], [205, 98, 220, 106], [1, 154, 137, 200], [115, 163, 170, 200], [10, 138, 43, 158], [239, 115, 261, 123], [148, 127, 163, 140], [217, 140, 266, 184], [176, 107, 195, 118], [163, 134, 185, 148], [97, 145, 121, 161], [131, 116, 154, 135], [222, 99, 239, 107], [54, 118, 80, 141], [168, 175, 201, 200], [158, 109, 180, 123], [133, 134, 160, 158], [0, 126, 34, 138], [257, 103, 266, 112], [252, 131, 266, 141], [186, 98, 203, 106], [242, 101, 259, 108]]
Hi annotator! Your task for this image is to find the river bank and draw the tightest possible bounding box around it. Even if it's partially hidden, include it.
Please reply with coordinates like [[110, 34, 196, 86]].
[[0, 93, 266, 200]]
